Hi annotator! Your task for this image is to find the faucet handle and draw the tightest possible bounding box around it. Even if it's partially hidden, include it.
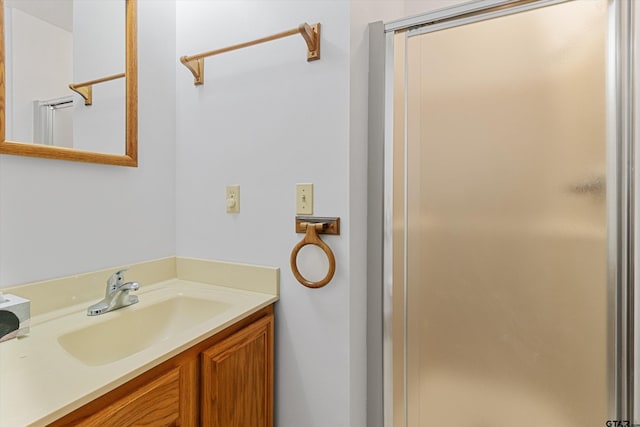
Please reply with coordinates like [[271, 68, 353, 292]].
[[107, 267, 129, 293]]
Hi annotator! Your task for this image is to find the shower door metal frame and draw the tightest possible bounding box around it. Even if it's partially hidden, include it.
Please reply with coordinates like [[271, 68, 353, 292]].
[[33, 96, 74, 146], [379, 0, 637, 425]]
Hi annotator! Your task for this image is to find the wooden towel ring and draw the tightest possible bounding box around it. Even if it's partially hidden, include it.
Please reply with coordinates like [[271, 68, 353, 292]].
[[290, 223, 336, 288]]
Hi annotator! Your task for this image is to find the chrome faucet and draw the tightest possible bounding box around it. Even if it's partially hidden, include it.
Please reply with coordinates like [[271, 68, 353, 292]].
[[87, 268, 140, 316]]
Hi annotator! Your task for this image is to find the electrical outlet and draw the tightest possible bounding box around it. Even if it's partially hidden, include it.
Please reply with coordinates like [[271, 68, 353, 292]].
[[226, 185, 240, 213], [296, 183, 313, 215]]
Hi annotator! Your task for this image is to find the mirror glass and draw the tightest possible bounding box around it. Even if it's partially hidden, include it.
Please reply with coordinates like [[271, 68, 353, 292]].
[[0, 0, 137, 166]]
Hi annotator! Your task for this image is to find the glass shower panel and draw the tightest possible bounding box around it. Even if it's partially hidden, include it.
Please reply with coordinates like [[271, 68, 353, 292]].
[[403, 1, 607, 426]]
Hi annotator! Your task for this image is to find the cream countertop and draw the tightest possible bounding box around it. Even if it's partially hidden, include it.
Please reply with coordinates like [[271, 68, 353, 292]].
[[0, 257, 279, 427]]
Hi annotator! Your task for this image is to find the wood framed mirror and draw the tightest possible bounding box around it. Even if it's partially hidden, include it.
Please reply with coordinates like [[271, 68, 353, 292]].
[[0, 0, 137, 167]]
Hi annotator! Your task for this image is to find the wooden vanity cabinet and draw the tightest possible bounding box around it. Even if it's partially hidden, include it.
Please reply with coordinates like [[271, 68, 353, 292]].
[[201, 314, 273, 427], [54, 360, 198, 427], [49, 305, 273, 427]]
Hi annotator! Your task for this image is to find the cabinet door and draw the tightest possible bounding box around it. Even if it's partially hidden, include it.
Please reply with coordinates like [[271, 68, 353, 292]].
[[201, 314, 274, 427], [68, 361, 197, 427]]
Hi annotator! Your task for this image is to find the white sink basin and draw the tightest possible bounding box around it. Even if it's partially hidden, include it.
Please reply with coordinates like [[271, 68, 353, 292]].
[[57, 296, 230, 366]]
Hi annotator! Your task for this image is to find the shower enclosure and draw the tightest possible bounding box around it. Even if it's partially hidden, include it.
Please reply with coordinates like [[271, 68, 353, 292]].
[[375, 1, 637, 426], [33, 96, 74, 147]]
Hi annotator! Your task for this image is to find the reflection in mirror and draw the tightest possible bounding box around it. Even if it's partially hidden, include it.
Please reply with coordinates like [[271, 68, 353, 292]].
[[0, 0, 137, 166]]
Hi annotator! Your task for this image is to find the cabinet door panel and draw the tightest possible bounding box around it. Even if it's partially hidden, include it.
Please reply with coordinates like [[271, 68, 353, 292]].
[[68, 358, 197, 427], [201, 314, 274, 427]]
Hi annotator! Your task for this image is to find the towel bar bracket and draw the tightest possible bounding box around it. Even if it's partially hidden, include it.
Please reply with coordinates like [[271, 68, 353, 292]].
[[295, 216, 340, 235], [69, 85, 93, 105], [302, 23, 321, 62], [181, 57, 205, 86]]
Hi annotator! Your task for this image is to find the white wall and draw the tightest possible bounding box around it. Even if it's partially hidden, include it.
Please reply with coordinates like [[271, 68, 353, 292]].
[[0, 0, 176, 287], [72, 0, 126, 154], [175, 2, 354, 425]]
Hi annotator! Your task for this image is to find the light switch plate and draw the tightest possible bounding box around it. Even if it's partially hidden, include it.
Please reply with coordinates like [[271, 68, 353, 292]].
[[226, 185, 240, 213], [296, 183, 313, 215]]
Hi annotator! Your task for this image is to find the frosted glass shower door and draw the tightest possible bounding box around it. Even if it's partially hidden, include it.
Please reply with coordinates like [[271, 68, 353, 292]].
[[399, 1, 608, 426]]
